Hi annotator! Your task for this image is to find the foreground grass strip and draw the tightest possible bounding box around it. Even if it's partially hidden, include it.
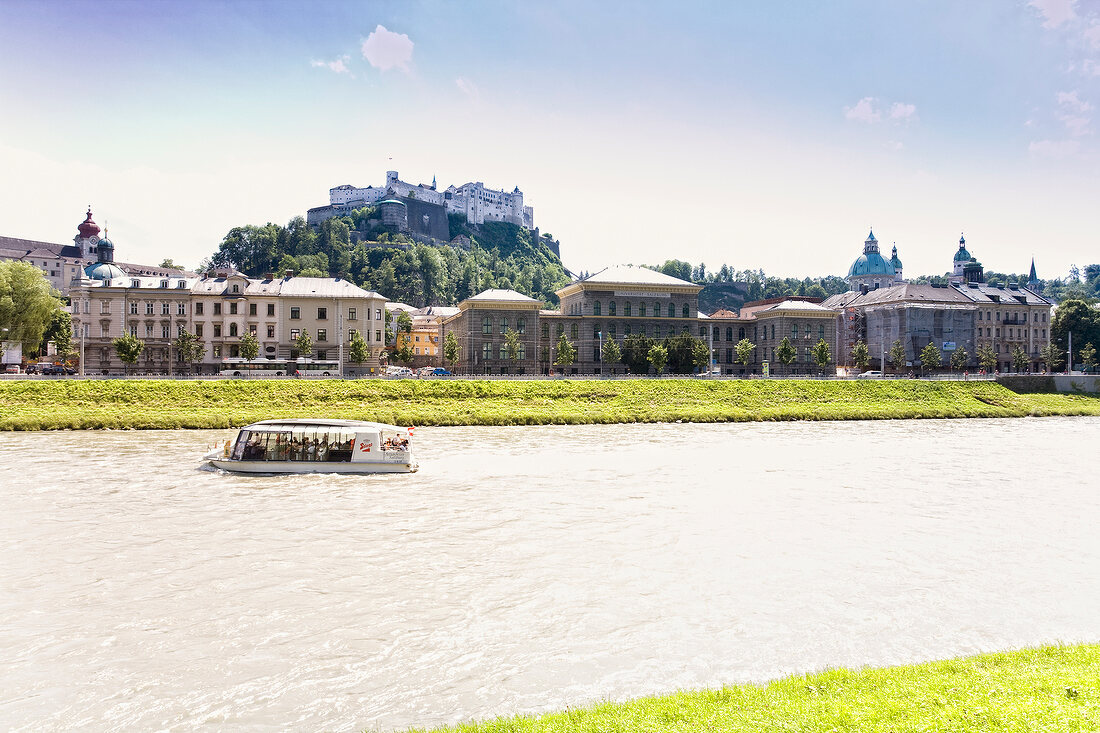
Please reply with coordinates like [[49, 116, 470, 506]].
[[409, 644, 1100, 733], [1, 379, 1100, 430]]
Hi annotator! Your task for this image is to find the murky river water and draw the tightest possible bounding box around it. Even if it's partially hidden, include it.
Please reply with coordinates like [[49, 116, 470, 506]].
[[2, 417, 1099, 731]]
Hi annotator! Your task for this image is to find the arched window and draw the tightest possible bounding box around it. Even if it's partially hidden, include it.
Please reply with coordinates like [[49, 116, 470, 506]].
[[682, 304, 690, 318], [726, 327, 733, 341], [593, 323, 602, 338], [624, 302, 631, 317], [556, 323, 564, 336], [609, 301, 616, 315], [713, 326, 720, 340], [593, 301, 602, 316], [639, 303, 646, 317], [517, 318, 526, 334], [570, 323, 578, 340], [609, 323, 617, 337], [541, 322, 549, 338], [500, 317, 508, 334], [667, 303, 675, 318], [819, 324, 825, 339], [655, 302, 662, 317], [738, 327, 745, 340]]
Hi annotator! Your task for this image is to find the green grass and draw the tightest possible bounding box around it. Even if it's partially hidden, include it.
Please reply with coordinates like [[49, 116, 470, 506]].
[[1, 378, 1099, 430], [410, 644, 1100, 733]]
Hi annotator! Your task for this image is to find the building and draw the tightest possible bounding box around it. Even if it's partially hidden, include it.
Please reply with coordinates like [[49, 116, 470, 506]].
[[327, 170, 534, 230], [707, 297, 838, 375], [69, 244, 388, 374], [442, 289, 543, 375], [0, 208, 191, 296], [846, 230, 904, 291]]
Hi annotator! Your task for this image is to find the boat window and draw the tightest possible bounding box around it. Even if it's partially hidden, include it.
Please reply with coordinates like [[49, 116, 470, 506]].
[[381, 430, 410, 452], [232, 430, 251, 460]]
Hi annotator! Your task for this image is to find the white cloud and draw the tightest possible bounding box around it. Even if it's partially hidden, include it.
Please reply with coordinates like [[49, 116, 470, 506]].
[[1029, 0, 1077, 29], [1084, 59, 1100, 76], [844, 97, 880, 123], [361, 25, 413, 72], [1029, 139, 1081, 158], [889, 102, 917, 121], [310, 55, 351, 75], [1085, 22, 1100, 48], [455, 77, 479, 100], [1059, 114, 1091, 135], [1057, 90, 1092, 113]]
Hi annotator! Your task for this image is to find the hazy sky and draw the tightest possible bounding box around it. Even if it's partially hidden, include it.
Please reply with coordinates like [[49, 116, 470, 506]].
[[1, 0, 1097, 280]]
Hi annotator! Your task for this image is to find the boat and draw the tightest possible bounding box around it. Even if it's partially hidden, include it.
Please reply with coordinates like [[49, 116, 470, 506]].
[[203, 419, 418, 474]]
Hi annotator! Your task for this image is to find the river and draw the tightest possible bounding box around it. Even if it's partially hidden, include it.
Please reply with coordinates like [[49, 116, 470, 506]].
[[2, 417, 1099, 731]]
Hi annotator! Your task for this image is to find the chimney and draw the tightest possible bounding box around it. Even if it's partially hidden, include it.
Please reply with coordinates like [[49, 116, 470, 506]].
[[284, 270, 294, 279], [264, 272, 275, 281]]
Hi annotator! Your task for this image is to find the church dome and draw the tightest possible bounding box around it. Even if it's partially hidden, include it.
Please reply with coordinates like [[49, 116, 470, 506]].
[[78, 208, 101, 239], [890, 246, 903, 271], [848, 252, 896, 277], [84, 261, 126, 280], [954, 233, 971, 262]]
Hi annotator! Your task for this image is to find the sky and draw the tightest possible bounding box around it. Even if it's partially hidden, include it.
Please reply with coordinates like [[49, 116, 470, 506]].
[[1, 0, 1098, 281]]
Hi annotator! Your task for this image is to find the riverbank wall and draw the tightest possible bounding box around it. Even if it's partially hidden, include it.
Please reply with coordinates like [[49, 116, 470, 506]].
[[997, 374, 1100, 394], [3, 379, 1100, 430]]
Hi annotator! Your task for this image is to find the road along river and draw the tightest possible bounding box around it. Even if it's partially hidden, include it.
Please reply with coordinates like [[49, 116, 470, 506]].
[[2, 417, 1099, 731]]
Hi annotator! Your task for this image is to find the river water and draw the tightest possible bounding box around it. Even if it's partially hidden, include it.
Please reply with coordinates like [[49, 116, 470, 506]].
[[2, 417, 1099, 731]]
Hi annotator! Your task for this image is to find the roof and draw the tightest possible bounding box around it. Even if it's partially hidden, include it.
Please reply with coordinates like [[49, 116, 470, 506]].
[[581, 265, 697, 288], [758, 299, 835, 315], [466, 289, 540, 303], [245, 419, 407, 431], [276, 277, 382, 299], [0, 235, 83, 260], [708, 309, 740, 319], [953, 282, 1052, 306], [833, 283, 976, 307], [848, 252, 896, 278]]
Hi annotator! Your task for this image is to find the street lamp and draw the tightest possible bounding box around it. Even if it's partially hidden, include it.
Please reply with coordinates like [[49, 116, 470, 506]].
[[597, 330, 602, 375]]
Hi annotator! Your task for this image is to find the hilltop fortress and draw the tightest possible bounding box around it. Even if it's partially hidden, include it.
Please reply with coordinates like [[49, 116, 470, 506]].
[[310, 170, 534, 231]]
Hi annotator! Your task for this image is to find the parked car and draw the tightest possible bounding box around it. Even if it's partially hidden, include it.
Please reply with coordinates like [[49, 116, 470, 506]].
[[431, 368, 452, 376], [384, 366, 415, 378], [857, 370, 883, 378], [4, 364, 21, 374], [41, 364, 75, 375], [24, 364, 38, 375]]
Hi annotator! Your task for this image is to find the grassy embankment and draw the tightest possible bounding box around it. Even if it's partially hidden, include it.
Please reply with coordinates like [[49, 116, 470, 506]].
[[2, 378, 1100, 430], [408, 644, 1100, 733]]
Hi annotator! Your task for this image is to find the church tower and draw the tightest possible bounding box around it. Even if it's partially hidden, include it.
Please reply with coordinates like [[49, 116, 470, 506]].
[[74, 207, 101, 260]]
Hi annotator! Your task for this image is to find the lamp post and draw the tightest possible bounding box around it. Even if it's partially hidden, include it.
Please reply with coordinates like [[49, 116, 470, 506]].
[[597, 330, 602, 375], [1067, 331, 1073, 375]]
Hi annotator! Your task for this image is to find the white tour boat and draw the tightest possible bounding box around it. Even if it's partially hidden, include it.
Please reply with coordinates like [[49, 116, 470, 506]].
[[203, 419, 418, 474]]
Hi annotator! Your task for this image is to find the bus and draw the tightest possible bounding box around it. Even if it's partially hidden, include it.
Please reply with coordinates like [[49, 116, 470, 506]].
[[219, 358, 291, 377], [290, 358, 341, 377]]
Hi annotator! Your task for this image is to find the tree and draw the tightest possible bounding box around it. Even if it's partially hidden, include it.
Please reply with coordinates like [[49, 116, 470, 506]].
[[113, 333, 144, 375], [0, 261, 61, 355], [1039, 342, 1063, 372], [776, 336, 796, 374], [1011, 345, 1030, 373], [1052, 299, 1100, 358], [443, 331, 460, 370], [977, 344, 998, 373], [553, 332, 576, 368], [504, 328, 522, 365], [295, 331, 313, 358], [691, 338, 711, 372], [395, 310, 412, 344], [173, 330, 206, 376], [888, 339, 906, 374], [735, 338, 755, 369], [648, 344, 668, 374], [811, 338, 831, 372], [601, 337, 621, 373], [851, 340, 870, 371], [41, 309, 74, 361], [949, 346, 969, 372], [349, 331, 369, 366], [1079, 342, 1097, 373], [239, 331, 260, 361], [919, 342, 942, 374], [395, 340, 415, 366], [159, 258, 182, 270], [621, 334, 655, 374]]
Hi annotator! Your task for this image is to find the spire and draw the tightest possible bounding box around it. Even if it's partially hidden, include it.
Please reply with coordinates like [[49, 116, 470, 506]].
[[431, 174, 437, 190], [1029, 257, 1038, 283], [959, 232, 965, 245], [867, 228, 876, 242]]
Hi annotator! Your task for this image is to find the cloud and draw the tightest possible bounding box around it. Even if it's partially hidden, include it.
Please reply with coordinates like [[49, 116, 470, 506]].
[[1059, 114, 1091, 135], [889, 102, 917, 121], [844, 97, 880, 123], [361, 25, 413, 72], [455, 77, 479, 100], [885, 140, 904, 150], [1029, 139, 1081, 158], [1029, 0, 1077, 28], [1057, 90, 1092, 113], [1086, 22, 1100, 48], [310, 55, 351, 75]]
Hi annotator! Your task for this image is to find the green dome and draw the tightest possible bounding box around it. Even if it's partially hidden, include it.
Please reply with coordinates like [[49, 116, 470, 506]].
[[848, 253, 896, 278], [890, 254, 903, 270], [954, 246, 972, 262], [85, 262, 126, 280]]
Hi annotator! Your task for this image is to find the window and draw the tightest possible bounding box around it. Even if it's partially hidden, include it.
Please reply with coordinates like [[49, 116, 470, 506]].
[[570, 323, 578, 340], [267, 326, 275, 338], [375, 330, 382, 343], [196, 324, 204, 337], [290, 329, 300, 340], [162, 302, 170, 315], [348, 307, 357, 321], [249, 303, 257, 316], [542, 322, 549, 338], [249, 325, 257, 336], [231, 284, 240, 294], [610, 324, 617, 338], [593, 301, 602, 316], [317, 350, 327, 360], [290, 307, 300, 320], [317, 329, 327, 342], [483, 342, 492, 359], [84, 301, 90, 314], [682, 304, 690, 318], [177, 303, 186, 315], [819, 325, 825, 339], [625, 324, 632, 336], [213, 345, 221, 358], [500, 343, 508, 359], [267, 303, 275, 317], [349, 329, 357, 342], [792, 325, 799, 339], [129, 324, 138, 337], [609, 301, 617, 315], [667, 303, 675, 318], [624, 303, 631, 317], [376, 308, 382, 321], [145, 324, 153, 337], [160, 279, 169, 289], [145, 302, 154, 315], [213, 303, 222, 315], [482, 317, 492, 334], [196, 302, 204, 315], [129, 302, 138, 315], [177, 281, 187, 289], [317, 307, 327, 320], [517, 318, 526, 334], [556, 323, 564, 336], [517, 343, 526, 360], [593, 323, 602, 338], [214, 325, 222, 337], [229, 302, 238, 315], [230, 345, 240, 358], [727, 327, 734, 341], [639, 303, 646, 317], [500, 317, 508, 334], [771, 325, 775, 340], [131, 279, 140, 288], [162, 325, 170, 339], [101, 325, 109, 337]]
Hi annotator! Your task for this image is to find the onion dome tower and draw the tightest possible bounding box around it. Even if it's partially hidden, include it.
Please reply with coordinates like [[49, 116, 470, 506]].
[[74, 206, 102, 259], [889, 244, 904, 282], [83, 229, 125, 281], [847, 229, 897, 291], [952, 233, 972, 278]]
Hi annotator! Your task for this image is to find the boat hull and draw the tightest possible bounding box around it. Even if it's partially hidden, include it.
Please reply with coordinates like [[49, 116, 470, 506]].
[[205, 455, 417, 474]]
